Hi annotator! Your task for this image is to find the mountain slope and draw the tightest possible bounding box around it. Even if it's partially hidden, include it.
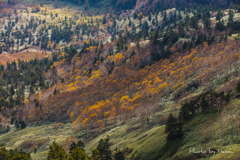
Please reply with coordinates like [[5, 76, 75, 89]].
[[0, 80, 239, 160], [0, 1, 240, 160]]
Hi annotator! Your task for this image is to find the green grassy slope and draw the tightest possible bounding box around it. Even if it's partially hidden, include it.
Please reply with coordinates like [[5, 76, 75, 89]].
[[85, 100, 240, 160], [0, 123, 74, 160], [0, 98, 239, 160]]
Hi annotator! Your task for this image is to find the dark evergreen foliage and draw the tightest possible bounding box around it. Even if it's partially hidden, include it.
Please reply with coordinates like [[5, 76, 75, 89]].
[[114, 149, 125, 160], [0, 147, 31, 160], [69, 140, 85, 154], [165, 114, 183, 141], [47, 141, 68, 160], [97, 137, 112, 160]]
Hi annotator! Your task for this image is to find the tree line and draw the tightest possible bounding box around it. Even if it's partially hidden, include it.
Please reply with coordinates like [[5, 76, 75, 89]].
[[0, 136, 126, 160], [165, 87, 235, 141]]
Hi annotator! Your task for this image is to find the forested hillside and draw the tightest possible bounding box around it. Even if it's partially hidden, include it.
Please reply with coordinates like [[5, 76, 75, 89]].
[[52, 0, 233, 11], [0, 0, 240, 160]]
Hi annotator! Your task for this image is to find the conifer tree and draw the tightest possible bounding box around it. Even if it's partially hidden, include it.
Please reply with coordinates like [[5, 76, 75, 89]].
[[9, 83, 15, 95], [91, 149, 101, 160], [114, 149, 125, 160], [68, 146, 89, 160], [97, 137, 112, 160], [165, 114, 183, 141], [237, 82, 240, 93], [69, 140, 85, 154], [47, 141, 68, 160]]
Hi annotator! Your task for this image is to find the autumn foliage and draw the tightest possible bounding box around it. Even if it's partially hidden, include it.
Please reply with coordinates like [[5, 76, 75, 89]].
[[24, 39, 240, 130]]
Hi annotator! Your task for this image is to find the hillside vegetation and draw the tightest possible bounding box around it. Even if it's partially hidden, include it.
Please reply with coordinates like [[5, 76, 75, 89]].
[[0, 82, 239, 160], [0, 0, 240, 160]]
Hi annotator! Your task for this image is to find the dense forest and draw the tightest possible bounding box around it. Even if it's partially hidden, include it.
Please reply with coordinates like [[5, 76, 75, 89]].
[[57, 0, 234, 11]]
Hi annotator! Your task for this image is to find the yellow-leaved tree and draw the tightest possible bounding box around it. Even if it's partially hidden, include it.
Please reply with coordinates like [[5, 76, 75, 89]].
[[47, 40, 52, 50]]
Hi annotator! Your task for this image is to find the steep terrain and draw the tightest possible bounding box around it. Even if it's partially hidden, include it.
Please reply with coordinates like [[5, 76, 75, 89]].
[[0, 0, 240, 160]]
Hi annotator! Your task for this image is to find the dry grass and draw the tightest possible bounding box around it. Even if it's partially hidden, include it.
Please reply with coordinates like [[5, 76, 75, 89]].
[[0, 51, 51, 65]]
